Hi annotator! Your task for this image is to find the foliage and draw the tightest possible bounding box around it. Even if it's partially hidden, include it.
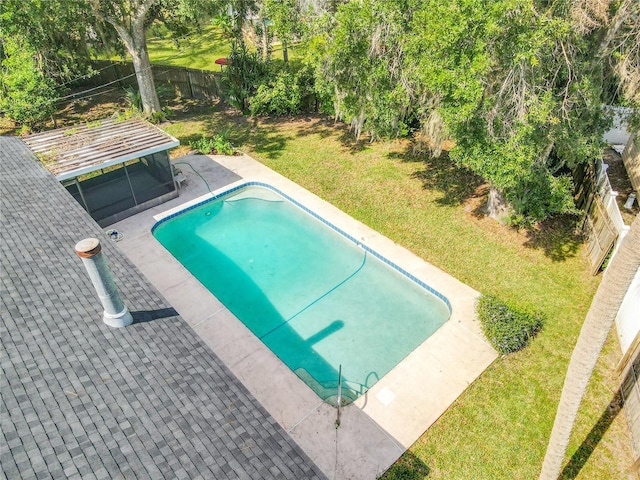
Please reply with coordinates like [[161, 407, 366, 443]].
[[189, 134, 235, 155], [211, 13, 234, 40], [264, 0, 302, 64], [222, 41, 268, 111], [122, 85, 143, 111], [122, 84, 173, 111], [0, 0, 94, 84], [477, 294, 544, 354], [149, 107, 173, 124], [323, 0, 417, 140], [0, 37, 58, 127], [403, 0, 610, 223], [249, 70, 302, 115], [226, 0, 258, 43], [606, 0, 640, 129], [298, 0, 631, 222], [298, 14, 336, 115]]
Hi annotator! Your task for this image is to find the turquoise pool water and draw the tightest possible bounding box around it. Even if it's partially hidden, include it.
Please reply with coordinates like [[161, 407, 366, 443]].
[[153, 184, 450, 403]]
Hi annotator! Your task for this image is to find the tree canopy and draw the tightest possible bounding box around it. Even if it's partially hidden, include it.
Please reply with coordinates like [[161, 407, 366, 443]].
[[0, 36, 57, 127], [2, 0, 637, 222], [306, 0, 638, 223]]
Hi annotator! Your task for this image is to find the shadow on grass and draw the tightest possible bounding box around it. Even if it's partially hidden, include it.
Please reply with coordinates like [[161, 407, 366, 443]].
[[522, 215, 583, 262], [388, 145, 584, 262], [251, 113, 371, 155], [381, 451, 430, 479], [559, 388, 624, 479], [389, 148, 485, 206], [293, 116, 336, 139], [300, 116, 371, 155], [203, 110, 292, 160]]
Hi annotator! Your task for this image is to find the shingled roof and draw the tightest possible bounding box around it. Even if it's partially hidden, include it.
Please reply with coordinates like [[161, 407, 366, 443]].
[[0, 136, 326, 480]]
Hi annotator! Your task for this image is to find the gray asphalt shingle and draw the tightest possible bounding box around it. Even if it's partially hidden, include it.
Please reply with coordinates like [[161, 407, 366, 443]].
[[1, 136, 326, 480]]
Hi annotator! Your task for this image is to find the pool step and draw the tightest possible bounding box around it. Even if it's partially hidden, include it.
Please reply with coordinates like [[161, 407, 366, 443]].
[[294, 368, 360, 407]]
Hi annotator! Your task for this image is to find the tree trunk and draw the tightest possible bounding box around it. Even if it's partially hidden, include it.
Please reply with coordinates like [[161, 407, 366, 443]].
[[129, 42, 160, 114], [89, 0, 160, 115], [539, 215, 640, 479], [282, 42, 289, 64], [485, 184, 510, 223], [94, 21, 113, 58], [261, 16, 269, 59]]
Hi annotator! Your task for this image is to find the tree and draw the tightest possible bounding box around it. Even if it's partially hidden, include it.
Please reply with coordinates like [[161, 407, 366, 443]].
[[227, 0, 258, 45], [264, 0, 302, 64], [600, 0, 640, 127], [315, 0, 633, 223], [87, 0, 162, 114], [0, 36, 57, 127], [539, 215, 640, 479], [87, 0, 222, 115], [0, 0, 94, 84], [222, 41, 268, 111], [322, 0, 418, 140], [405, 0, 609, 224], [256, 2, 272, 59], [0, 0, 97, 128]]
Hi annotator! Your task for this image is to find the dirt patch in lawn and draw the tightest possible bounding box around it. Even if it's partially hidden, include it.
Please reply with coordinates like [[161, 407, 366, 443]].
[[463, 183, 585, 262]]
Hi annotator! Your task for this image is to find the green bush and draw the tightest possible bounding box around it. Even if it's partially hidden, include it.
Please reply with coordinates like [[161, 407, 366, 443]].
[[121, 84, 173, 113], [0, 37, 57, 127], [222, 42, 268, 111], [249, 70, 302, 116], [477, 295, 544, 354], [189, 134, 235, 155]]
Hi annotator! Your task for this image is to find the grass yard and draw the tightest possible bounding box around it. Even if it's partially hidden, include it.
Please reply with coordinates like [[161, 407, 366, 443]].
[[96, 24, 231, 70], [159, 103, 632, 479], [97, 23, 230, 69], [5, 86, 632, 478], [146, 24, 231, 70], [98, 23, 296, 72]]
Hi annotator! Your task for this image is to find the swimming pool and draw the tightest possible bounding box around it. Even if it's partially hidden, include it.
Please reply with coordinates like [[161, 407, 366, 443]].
[[153, 184, 451, 403]]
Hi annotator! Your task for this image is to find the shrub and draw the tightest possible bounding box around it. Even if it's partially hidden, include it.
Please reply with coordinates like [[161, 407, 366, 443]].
[[122, 86, 143, 111], [122, 84, 173, 113], [477, 295, 544, 354], [0, 37, 57, 127], [222, 42, 268, 111], [189, 134, 235, 155], [249, 70, 302, 116]]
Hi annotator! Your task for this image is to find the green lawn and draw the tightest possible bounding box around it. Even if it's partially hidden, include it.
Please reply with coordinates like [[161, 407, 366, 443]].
[[146, 24, 231, 70], [160, 107, 632, 479], [98, 23, 297, 72], [96, 24, 231, 70]]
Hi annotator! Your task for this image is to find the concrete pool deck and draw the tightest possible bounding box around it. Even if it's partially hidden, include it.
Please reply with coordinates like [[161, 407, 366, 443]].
[[111, 153, 498, 479]]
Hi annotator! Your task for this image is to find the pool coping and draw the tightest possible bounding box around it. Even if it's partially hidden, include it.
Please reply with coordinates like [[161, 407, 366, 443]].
[[110, 153, 498, 480]]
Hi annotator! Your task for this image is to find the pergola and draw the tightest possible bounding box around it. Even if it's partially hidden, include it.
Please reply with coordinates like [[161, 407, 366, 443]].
[[24, 118, 180, 226]]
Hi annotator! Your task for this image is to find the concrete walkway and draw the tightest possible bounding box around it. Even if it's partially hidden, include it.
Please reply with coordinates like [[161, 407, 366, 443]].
[[112, 153, 498, 479]]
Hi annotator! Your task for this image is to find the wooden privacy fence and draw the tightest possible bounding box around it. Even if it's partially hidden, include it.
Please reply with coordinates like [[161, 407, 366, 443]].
[[574, 159, 627, 275], [581, 194, 618, 275], [623, 135, 640, 191], [87, 60, 223, 99]]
